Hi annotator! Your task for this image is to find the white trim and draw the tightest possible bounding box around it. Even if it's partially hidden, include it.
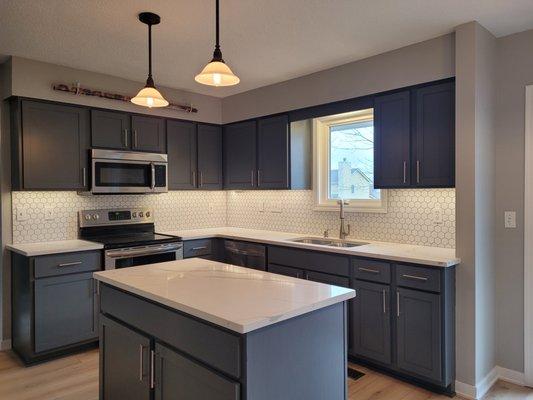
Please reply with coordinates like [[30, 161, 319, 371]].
[[312, 109, 388, 213], [0, 339, 12, 351], [455, 366, 527, 399], [524, 85, 533, 387]]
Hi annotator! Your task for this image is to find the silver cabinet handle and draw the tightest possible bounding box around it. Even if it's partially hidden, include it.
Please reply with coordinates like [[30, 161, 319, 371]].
[[416, 160, 420, 184], [402, 274, 428, 282], [192, 246, 208, 251], [123, 129, 128, 147], [251, 170, 255, 186], [358, 267, 380, 274], [133, 130, 138, 148], [150, 162, 155, 190], [82, 167, 87, 187], [199, 171, 203, 187], [139, 345, 145, 382], [58, 261, 82, 267], [150, 349, 155, 389], [396, 291, 400, 317], [403, 161, 407, 183], [382, 290, 386, 314], [257, 170, 261, 187], [192, 171, 197, 187]]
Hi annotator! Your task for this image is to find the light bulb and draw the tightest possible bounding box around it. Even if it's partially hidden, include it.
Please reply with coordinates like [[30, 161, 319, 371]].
[[147, 97, 154, 108], [213, 73, 222, 86]]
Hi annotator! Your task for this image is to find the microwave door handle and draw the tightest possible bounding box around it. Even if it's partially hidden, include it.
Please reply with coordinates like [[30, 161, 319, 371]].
[[150, 163, 156, 190]]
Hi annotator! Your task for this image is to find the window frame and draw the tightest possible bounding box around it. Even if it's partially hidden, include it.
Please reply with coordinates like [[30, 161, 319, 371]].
[[312, 109, 388, 213]]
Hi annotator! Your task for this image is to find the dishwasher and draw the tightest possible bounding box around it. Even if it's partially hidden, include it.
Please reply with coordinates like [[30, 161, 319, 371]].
[[224, 240, 266, 271]]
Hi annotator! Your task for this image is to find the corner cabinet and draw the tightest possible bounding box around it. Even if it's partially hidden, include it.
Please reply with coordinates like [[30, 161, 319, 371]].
[[11, 99, 90, 190], [374, 80, 455, 189], [223, 115, 311, 190]]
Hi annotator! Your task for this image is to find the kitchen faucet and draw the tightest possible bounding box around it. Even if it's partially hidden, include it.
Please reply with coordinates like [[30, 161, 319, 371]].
[[338, 199, 351, 240]]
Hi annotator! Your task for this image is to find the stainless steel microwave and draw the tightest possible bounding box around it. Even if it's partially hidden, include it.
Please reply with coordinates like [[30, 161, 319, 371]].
[[91, 149, 168, 194]]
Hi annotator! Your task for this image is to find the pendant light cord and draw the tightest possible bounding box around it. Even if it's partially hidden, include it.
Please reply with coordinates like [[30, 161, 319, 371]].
[[147, 23, 154, 87], [212, 0, 223, 62]]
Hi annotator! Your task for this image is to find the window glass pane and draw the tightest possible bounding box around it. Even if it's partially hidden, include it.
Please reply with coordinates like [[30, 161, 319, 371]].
[[328, 120, 380, 200]]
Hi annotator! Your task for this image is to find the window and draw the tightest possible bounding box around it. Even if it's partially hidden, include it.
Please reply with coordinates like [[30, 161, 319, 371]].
[[313, 109, 387, 213]]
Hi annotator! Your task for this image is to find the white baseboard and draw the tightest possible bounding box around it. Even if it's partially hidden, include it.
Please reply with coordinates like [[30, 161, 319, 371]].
[[0, 339, 12, 351], [455, 366, 526, 400]]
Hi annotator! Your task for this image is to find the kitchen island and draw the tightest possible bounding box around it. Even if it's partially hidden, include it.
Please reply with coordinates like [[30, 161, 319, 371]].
[[94, 258, 355, 400]]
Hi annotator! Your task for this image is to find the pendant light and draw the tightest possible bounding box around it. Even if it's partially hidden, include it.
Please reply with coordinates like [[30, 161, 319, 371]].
[[195, 0, 240, 87], [131, 12, 169, 108]]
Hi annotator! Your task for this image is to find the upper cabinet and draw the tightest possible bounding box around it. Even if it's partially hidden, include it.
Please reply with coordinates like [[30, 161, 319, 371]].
[[223, 115, 311, 190], [167, 120, 222, 190], [374, 80, 455, 189], [12, 99, 90, 190], [91, 111, 166, 153]]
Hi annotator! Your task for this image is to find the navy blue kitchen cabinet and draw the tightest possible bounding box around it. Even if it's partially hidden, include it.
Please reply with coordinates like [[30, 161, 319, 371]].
[[374, 80, 455, 189], [374, 91, 412, 188], [91, 110, 131, 150], [167, 120, 197, 190], [223, 120, 257, 189], [197, 124, 223, 189], [257, 115, 289, 189]]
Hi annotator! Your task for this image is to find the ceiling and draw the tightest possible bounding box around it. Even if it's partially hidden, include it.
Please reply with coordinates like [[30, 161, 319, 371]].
[[1, 0, 533, 98]]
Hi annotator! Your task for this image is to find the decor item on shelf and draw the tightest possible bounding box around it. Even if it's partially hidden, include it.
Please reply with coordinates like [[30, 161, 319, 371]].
[[52, 83, 198, 113], [131, 12, 169, 108], [195, 0, 240, 87]]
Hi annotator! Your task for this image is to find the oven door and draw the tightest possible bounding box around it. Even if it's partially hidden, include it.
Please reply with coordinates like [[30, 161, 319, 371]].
[[104, 243, 183, 270], [92, 158, 167, 194]]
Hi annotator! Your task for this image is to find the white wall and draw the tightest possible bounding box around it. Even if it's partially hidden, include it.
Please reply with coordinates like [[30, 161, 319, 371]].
[[7, 57, 222, 124], [222, 34, 455, 123]]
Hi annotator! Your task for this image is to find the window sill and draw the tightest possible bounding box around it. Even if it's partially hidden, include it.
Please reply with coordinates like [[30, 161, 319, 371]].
[[313, 203, 388, 214]]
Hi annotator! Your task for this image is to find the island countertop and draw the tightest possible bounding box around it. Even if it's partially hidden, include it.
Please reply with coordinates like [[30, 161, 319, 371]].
[[93, 258, 355, 334]]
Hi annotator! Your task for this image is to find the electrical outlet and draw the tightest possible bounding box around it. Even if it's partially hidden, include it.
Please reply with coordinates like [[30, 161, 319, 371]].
[[259, 201, 265, 213], [433, 207, 443, 225], [504, 211, 516, 228], [15, 208, 28, 222], [270, 201, 283, 213]]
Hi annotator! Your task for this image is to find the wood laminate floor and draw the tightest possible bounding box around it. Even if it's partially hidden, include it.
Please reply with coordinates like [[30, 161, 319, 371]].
[[0, 349, 531, 399]]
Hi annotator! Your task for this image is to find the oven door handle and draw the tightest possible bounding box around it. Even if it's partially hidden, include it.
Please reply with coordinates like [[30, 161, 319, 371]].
[[105, 245, 182, 259], [150, 163, 156, 190]]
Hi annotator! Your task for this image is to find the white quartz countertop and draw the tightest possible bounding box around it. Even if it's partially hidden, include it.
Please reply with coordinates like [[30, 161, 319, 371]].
[[6, 240, 104, 257], [164, 227, 460, 268], [94, 258, 355, 334]]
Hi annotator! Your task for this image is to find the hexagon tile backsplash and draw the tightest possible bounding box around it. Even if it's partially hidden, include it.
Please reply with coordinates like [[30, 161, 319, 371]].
[[226, 189, 455, 248], [12, 188, 455, 248]]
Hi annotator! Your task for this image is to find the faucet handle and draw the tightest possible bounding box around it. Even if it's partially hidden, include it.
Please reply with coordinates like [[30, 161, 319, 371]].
[[337, 199, 350, 206]]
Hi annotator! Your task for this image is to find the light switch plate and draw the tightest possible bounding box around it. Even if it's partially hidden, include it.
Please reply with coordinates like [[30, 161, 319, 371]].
[[433, 207, 443, 225], [504, 211, 517, 228]]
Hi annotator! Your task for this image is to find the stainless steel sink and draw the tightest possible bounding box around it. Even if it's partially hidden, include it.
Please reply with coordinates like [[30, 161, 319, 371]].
[[289, 237, 368, 248]]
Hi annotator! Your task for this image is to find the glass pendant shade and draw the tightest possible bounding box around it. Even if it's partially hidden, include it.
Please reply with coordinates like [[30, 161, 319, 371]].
[[131, 86, 169, 108], [195, 61, 240, 87]]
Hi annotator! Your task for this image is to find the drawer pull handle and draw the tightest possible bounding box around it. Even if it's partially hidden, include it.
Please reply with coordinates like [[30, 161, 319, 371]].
[[358, 267, 380, 274], [397, 291, 400, 317], [402, 274, 428, 282], [382, 290, 386, 314], [192, 246, 208, 251], [150, 350, 155, 389], [57, 261, 82, 267]]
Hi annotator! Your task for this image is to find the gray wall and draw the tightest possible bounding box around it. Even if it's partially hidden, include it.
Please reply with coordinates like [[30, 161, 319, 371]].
[[7, 57, 222, 124], [494, 28, 533, 373], [221, 34, 455, 123]]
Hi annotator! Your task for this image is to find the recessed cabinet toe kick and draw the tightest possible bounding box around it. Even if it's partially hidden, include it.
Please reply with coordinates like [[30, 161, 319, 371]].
[[94, 259, 355, 400]]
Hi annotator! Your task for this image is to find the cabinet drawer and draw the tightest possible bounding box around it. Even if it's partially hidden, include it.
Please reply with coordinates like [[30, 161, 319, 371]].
[[352, 259, 391, 284], [396, 264, 441, 292], [306, 271, 349, 287], [184, 239, 213, 258], [268, 246, 350, 277], [100, 285, 241, 379], [268, 263, 305, 279], [34, 251, 101, 278]]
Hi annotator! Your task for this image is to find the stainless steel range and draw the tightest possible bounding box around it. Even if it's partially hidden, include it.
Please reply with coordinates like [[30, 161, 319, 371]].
[[79, 208, 183, 270]]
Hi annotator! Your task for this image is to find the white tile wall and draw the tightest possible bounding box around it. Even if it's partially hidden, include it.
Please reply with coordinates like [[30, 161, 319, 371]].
[[226, 189, 455, 248], [12, 191, 227, 243], [12, 188, 455, 248]]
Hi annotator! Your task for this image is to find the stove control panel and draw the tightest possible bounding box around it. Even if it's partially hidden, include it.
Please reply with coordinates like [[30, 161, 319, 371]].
[[79, 208, 155, 227]]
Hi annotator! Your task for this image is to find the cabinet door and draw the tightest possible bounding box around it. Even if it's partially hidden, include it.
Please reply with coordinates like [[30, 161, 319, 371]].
[[197, 124, 223, 189], [268, 264, 305, 279], [414, 82, 455, 187], [131, 115, 166, 153], [21, 100, 90, 190], [91, 110, 131, 150], [34, 272, 97, 352], [257, 115, 289, 189], [155, 342, 240, 400], [100, 316, 151, 400], [396, 287, 442, 381], [351, 280, 391, 365], [167, 120, 197, 189], [223, 121, 256, 189], [374, 91, 411, 188]]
